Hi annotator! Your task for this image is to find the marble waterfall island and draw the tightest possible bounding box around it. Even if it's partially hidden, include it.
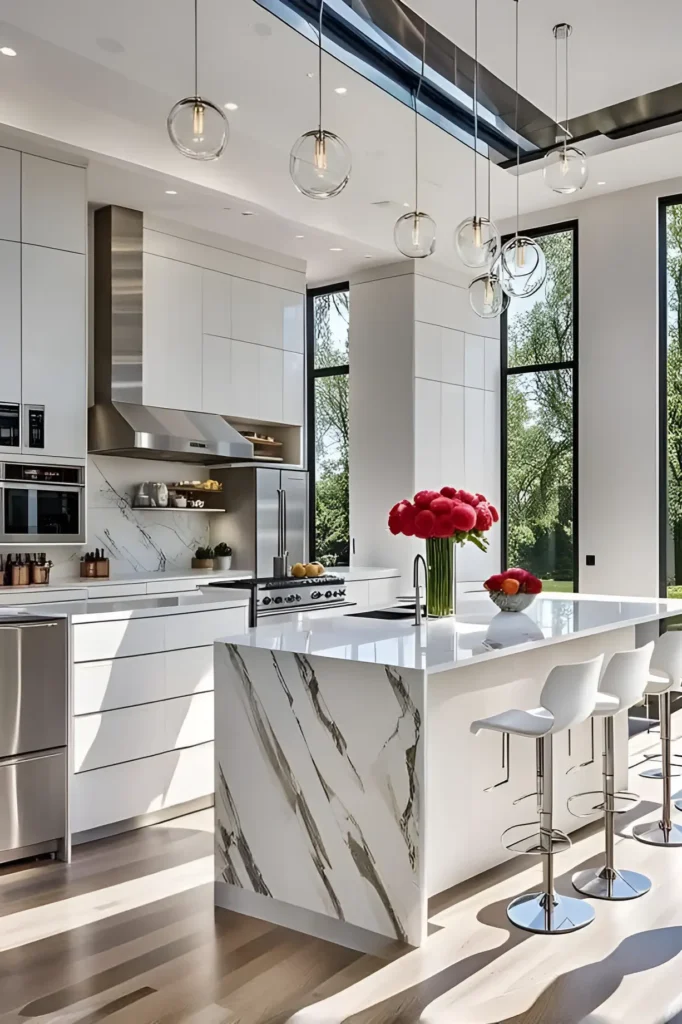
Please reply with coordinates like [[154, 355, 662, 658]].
[[214, 593, 682, 950]]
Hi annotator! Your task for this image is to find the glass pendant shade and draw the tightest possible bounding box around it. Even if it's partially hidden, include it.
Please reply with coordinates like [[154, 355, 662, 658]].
[[394, 211, 436, 259], [290, 129, 351, 199], [455, 215, 499, 269], [469, 271, 508, 318], [543, 145, 588, 194], [167, 97, 227, 160], [499, 236, 547, 298]]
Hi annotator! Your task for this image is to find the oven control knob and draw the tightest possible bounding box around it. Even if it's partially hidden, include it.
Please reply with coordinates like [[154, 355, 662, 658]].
[[274, 596, 283, 604], [286, 594, 296, 603], [295, 594, 302, 601], [340, 588, 346, 597], [311, 591, 321, 600], [325, 591, 332, 598], [262, 597, 271, 606]]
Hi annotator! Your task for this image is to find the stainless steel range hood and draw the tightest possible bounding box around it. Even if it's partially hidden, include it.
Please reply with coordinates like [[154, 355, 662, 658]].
[[89, 205, 253, 465]]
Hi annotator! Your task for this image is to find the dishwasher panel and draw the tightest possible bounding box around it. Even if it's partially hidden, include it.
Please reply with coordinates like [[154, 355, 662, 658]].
[[0, 749, 66, 855], [0, 619, 67, 757]]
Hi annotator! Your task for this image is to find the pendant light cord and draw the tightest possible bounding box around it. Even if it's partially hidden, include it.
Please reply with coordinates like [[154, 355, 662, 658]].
[[514, 0, 519, 239], [194, 0, 199, 97], [318, 0, 324, 135], [565, 26, 569, 149], [473, 0, 478, 221], [414, 26, 426, 212]]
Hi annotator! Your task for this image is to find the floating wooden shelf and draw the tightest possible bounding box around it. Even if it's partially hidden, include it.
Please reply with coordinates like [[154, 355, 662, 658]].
[[168, 485, 223, 494], [241, 435, 282, 447], [132, 506, 226, 513]]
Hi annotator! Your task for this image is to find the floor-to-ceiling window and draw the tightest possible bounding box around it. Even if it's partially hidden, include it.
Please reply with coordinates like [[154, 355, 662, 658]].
[[501, 222, 578, 591], [307, 283, 350, 565], [660, 197, 682, 597]]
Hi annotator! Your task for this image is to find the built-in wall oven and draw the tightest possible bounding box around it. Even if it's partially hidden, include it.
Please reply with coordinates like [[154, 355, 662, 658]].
[[0, 463, 85, 545]]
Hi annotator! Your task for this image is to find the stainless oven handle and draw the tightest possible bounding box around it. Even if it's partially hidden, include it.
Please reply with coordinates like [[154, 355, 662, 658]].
[[0, 481, 84, 492], [0, 622, 60, 630]]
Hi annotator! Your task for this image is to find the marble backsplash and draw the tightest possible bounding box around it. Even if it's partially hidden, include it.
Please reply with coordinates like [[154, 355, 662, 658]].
[[0, 456, 214, 581]]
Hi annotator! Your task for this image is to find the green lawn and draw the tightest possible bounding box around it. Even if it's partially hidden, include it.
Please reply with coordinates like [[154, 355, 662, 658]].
[[542, 579, 574, 593], [668, 586, 682, 599]]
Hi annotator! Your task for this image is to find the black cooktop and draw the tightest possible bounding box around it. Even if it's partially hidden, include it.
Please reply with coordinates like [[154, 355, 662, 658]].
[[208, 574, 344, 591]]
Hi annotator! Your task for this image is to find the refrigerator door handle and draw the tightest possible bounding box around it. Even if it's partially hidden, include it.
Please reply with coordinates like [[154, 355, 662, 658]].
[[282, 488, 287, 554], [276, 488, 283, 556]]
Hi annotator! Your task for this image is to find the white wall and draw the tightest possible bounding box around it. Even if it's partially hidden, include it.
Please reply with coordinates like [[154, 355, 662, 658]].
[[349, 262, 501, 589], [502, 175, 680, 596]]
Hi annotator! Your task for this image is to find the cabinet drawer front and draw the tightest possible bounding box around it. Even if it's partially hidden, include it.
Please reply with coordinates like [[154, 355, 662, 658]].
[[343, 581, 370, 609], [86, 584, 148, 600], [73, 702, 167, 772], [166, 646, 214, 699], [73, 617, 166, 662], [166, 608, 247, 650], [369, 577, 400, 608], [73, 652, 167, 715], [166, 691, 214, 750], [146, 579, 200, 595], [71, 742, 214, 835], [0, 750, 66, 853]]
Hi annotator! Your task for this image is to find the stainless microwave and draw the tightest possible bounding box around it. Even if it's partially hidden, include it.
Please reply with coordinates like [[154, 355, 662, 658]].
[[0, 463, 85, 545]]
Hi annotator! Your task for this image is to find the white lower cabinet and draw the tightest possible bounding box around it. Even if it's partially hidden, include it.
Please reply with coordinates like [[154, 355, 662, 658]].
[[71, 742, 214, 835], [344, 581, 370, 609], [369, 577, 400, 607]]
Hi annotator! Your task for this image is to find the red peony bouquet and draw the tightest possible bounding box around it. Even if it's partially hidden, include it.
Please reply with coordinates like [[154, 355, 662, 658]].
[[388, 488, 499, 551]]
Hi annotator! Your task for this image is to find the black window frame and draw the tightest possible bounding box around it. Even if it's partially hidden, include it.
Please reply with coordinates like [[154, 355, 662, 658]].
[[306, 281, 350, 562], [500, 219, 580, 590]]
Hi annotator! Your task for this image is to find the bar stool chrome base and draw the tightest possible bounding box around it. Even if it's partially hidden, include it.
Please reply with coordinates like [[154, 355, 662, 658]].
[[507, 892, 595, 934], [572, 866, 651, 900], [640, 765, 681, 780], [632, 820, 682, 846]]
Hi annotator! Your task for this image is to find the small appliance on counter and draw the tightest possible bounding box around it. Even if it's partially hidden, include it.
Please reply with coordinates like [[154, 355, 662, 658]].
[[207, 573, 351, 626]]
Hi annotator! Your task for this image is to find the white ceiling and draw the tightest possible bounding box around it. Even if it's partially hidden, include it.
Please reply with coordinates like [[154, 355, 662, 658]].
[[0, 0, 681, 282]]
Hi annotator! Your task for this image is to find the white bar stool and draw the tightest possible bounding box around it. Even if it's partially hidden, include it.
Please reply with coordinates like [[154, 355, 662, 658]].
[[571, 642, 654, 900], [634, 631, 682, 847], [471, 654, 603, 935]]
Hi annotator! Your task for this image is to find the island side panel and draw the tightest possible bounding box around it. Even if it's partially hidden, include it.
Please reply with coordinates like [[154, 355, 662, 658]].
[[214, 642, 427, 947], [426, 625, 636, 897]]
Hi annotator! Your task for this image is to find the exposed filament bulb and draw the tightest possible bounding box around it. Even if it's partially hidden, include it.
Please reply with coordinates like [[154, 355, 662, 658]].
[[411, 215, 421, 248], [472, 217, 482, 249], [192, 102, 205, 139], [314, 132, 328, 174]]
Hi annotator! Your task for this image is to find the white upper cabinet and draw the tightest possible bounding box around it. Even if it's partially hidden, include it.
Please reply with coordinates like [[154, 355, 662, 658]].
[[21, 245, 86, 459], [202, 269, 231, 339], [283, 351, 304, 426], [202, 335, 231, 415], [232, 277, 304, 352], [258, 345, 283, 422], [231, 277, 262, 344], [21, 155, 86, 254], [229, 339, 260, 419], [143, 253, 203, 412], [0, 241, 21, 406], [283, 292, 304, 352], [0, 148, 20, 242]]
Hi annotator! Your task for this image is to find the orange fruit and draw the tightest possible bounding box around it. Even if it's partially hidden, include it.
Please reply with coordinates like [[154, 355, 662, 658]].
[[501, 578, 520, 595]]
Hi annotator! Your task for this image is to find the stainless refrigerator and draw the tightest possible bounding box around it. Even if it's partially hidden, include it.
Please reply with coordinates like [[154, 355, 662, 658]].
[[214, 467, 308, 577]]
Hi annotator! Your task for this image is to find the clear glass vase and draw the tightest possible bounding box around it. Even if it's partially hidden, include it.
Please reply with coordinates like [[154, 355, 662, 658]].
[[426, 536, 456, 617]]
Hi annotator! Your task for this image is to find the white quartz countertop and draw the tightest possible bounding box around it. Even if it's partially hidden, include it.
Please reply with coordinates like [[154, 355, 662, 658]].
[[0, 589, 250, 623], [216, 592, 682, 674]]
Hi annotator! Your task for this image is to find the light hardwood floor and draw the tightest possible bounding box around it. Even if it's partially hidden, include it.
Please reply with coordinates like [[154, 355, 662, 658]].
[[2, 729, 682, 1023]]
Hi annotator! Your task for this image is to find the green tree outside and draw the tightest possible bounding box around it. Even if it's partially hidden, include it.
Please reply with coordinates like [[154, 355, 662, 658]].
[[506, 230, 575, 588]]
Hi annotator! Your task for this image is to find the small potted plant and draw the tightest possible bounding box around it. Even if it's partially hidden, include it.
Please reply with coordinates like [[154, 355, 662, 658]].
[[214, 543, 232, 571], [484, 568, 543, 612], [192, 546, 214, 570]]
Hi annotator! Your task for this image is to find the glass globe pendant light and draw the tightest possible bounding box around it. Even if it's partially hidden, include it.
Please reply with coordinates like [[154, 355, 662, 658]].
[[455, 0, 499, 269], [167, 0, 227, 161], [290, 0, 351, 199], [543, 24, 588, 195], [499, 0, 546, 300], [394, 30, 436, 258], [469, 269, 508, 318]]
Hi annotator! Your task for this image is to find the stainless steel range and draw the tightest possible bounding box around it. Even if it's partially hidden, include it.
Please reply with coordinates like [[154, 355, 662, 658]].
[[207, 574, 351, 625]]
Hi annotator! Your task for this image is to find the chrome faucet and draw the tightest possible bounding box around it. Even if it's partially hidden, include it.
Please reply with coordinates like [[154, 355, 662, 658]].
[[413, 554, 428, 626]]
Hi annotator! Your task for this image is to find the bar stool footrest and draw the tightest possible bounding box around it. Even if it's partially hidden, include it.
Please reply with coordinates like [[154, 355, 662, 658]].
[[567, 790, 605, 819], [501, 822, 571, 856]]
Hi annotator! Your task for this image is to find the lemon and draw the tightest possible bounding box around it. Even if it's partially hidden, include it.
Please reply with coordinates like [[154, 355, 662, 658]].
[[291, 563, 306, 578]]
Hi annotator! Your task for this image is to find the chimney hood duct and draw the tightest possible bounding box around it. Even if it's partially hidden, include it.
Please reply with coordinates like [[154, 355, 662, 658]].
[[89, 205, 254, 465]]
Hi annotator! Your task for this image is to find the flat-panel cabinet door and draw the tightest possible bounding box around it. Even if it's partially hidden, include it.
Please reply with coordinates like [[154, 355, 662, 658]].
[[282, 471, 308, 566], [21, 245, 86, 459], [143, 254, 203, 411], [0, 147, 20, 242], [258, 345, 283, 421], [283, 351, 304, 425], [21, 155, 86, 254], [202, 269, 231, 339], [283, 293, 304, 352], [0, 241, 21, 408], [202, 335, 231, 414], [231, 277, 261, 344], [230, 339, 259, 419]]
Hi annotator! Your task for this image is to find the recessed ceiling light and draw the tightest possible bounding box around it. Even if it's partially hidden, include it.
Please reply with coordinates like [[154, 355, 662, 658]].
[[334, 87, 347, 95], [224, 102, 238, 111], [295, 234, 304, 239], [0, 46, 17, 57], [306, 72, 315, 79], [597, 180, 606, 185], [165, 190, 177, 195], [329, 247, 343, 252], [364, 255, 373, 259], [242, 211, 256, 216], [402, 202, 410, 208]]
